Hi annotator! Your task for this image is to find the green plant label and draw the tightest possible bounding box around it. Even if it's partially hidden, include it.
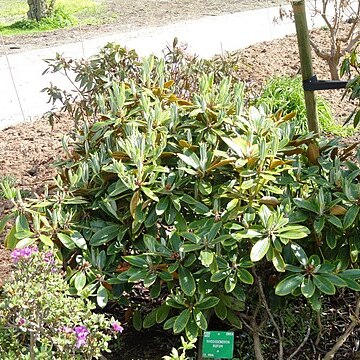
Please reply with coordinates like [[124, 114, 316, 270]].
[[202, 331, 234, 359]]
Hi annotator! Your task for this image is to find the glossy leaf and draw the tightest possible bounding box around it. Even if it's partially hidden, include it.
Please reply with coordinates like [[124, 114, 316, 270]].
[[301, 277, 315, 298], [173, 309, 191, 334], [74, 272, 87, 292], [143, 309, 157, 329], [178, 266, 196, 296], [193, 309, 207, 330], [90, 225, 120, 246], [250, 237, 271, 262], [237, 268, 254, 284], [97, 285, 109, 308], [196, 296, 219, 310], [275, 274, 304, 296], [313, 275, 336, 295], [290, 243, 308, 266], [57, 233, 76, 250], [156, 304, 170, 323], [343, 205, 359, 229]]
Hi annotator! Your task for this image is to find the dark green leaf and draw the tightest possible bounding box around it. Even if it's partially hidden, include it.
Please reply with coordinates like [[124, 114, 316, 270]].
[[215, 301, 227, 320], [143, 309, 157, 329], [178, 266, 196, 296], [156, 197, 170, 215], [313, 275, 336, 295], [326, 228, 337, 250], [226, 309, 242, 329], [343, 205, 359, 229], [156, 304, 170, 323], [293, 199, 318, 213], [122, 255, 148, 268], [133, 310, 142, 331], [275, 274, 304, 296], [196, 296, 219, 310], [211, 269, 230, 282], [173, 309, 191, 334], [90, 225, 120, 246], [237, 268, 254, 284], [290, 242, 308, 266], [327, 215, 343, 229], [340, 269, 360, 280]]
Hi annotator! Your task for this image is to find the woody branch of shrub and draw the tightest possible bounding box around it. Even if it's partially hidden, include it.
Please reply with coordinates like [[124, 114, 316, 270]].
[[2, 44, 360, 359], [279, 0, 359, 80]]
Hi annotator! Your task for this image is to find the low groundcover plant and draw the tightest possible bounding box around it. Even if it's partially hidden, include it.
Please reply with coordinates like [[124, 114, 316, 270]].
[[0, 246, 123, 359]]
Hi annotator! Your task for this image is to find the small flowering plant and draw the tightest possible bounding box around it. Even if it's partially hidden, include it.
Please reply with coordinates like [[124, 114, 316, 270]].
[[0, 246, 123, 359]]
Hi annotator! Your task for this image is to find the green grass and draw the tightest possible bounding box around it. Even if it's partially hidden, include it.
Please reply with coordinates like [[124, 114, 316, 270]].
[[0, 0, 105, 35], [257, 76, 354, 137]]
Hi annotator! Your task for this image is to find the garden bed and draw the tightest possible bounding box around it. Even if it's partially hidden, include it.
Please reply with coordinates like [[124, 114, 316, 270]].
[[0, 15, 359, 360]]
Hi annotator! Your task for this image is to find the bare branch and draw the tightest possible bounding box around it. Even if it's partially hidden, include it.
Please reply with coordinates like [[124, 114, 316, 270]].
[[309, 38, 331, 60], [288, 322, 312, 360], [253, 268, 284, 360], [323, 295, 360, 360], [342, 33, 360, 55]]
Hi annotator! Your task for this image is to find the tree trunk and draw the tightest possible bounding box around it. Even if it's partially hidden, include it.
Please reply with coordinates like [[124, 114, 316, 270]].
[[327, 57, 340, 80], [27, 0, 48, 21]]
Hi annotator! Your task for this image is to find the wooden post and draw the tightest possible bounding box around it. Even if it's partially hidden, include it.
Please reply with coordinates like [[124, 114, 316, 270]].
[[292, 0, 320, 134]]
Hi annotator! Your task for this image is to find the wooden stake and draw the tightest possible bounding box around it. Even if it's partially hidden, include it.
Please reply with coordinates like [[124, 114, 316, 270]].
[[292, 0, 320, 134]]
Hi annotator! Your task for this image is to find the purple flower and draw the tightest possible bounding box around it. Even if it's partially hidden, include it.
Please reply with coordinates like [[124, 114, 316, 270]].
[[11, 246, 38, 263], [18, 318, 26, 326], [111, 322, 124, 333], [74, 325, 89, 348]]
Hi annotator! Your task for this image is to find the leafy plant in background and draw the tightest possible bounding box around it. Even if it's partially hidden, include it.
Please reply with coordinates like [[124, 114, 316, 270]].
[[0, 0, 101, 35], [256, 75, 353, 136], [341, 44, 360, 127], [0, 246, 123, 359], [1, 44, 360, 359], [7, 7, 75, 31]]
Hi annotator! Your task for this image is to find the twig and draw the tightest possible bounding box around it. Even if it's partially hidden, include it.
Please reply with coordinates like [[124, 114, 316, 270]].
[[323, 295, 360, 360], [240, 304, 265, 360], [253, 268, 284, 360], [288, 323, 312, 359], [29, 332, 35, 360], [315, 311, 323, 346]]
